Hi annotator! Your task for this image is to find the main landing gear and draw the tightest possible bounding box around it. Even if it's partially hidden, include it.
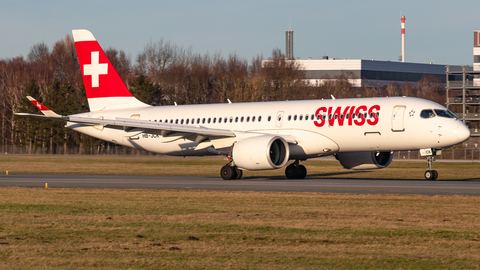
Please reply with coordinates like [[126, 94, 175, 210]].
[[221, 163, 243, 180], [285, 160, 307, 179], [424, 156, 438, 180]]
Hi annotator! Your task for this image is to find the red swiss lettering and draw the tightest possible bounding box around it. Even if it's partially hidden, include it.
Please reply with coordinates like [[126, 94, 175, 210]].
[[367, 105, 380, 125], [314, 107, 327, 127], [313, 104, 380, 127]]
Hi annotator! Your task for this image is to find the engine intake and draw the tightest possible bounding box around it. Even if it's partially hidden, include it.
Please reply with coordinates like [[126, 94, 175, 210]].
[[336, 151, 393, 170], [233, 135, 290, 170]]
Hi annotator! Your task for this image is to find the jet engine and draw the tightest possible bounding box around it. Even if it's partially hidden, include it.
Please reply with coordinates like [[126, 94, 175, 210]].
[[336, 151, 393, 170], [233, 135, 290, 170]]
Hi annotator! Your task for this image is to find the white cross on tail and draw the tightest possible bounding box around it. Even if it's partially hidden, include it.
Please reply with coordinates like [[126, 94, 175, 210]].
[[83, 51, 108, 88]]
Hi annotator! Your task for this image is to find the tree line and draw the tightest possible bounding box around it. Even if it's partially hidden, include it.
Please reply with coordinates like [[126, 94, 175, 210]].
[[0, 35, 446, 154]]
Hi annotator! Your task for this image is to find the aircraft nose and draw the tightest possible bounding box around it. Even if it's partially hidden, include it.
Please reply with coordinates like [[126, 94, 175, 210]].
[[455, 121, 471, 143]]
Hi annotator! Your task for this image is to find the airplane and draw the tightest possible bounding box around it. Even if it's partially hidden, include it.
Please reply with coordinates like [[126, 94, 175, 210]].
[[16, 29, 471, 180]]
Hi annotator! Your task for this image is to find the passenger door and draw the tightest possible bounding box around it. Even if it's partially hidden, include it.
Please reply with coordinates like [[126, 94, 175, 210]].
[[391, 106, 406, 132]]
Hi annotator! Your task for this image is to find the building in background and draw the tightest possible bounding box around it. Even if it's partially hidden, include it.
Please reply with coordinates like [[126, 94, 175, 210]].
[[296, 58, 449, 87], [445, 31, 480, 137]]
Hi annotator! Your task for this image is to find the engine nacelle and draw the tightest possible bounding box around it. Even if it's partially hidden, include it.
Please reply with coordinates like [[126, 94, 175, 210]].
[[336, 151, 393, 170], [233, 135, 290, 171]]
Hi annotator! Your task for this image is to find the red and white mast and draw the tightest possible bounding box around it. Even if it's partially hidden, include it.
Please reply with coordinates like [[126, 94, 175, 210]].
[[401, 16, 406, 62]]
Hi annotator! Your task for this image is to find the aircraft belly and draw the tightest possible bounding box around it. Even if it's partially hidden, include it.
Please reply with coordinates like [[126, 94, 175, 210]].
[[289, 130, 339, 159], [67, 123, 208, 156]]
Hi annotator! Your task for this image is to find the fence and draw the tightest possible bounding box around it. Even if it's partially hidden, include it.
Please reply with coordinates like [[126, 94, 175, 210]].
[[2, 144, 480, 160], [393, 149, 480, 160], [1, 145, 155, 156]]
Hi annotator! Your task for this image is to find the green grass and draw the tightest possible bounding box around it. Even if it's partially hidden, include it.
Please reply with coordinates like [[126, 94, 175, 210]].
[[1, 188, 480, 269], [0, 155, 479, 180], [0, 155, 480, 268]]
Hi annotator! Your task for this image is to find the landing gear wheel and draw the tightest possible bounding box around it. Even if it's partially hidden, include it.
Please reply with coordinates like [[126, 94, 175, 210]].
[[297, 165, 307, 179], [285, 162, 307, 179], [285, 164, 298, 179], [221, 165, 236, 180], [425, 156, 439, 180], [425, 170, 438, 180], [235, 168, 243, 180]]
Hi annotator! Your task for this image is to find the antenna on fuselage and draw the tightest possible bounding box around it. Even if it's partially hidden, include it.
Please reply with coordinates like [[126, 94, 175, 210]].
[[174, 102, 177, 106], [227, 99, 232, 104], [330, 95, 336, 100]]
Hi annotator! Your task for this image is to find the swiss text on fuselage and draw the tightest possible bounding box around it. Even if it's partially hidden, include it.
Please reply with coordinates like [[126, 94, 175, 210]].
[[314, 105, 380, 127]]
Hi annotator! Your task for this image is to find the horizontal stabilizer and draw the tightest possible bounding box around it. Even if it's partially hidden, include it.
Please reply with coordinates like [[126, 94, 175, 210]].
[[26, 96, 63, 118]]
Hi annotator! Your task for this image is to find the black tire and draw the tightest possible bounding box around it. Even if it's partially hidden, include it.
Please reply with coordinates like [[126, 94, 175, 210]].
[[285, 164, 298, 179], [432, 170, 438, 180], [425, 170, 434, 180], [221, 165, 236, 180], [235, 167, 243, 180], [297, 165, 307, 179]]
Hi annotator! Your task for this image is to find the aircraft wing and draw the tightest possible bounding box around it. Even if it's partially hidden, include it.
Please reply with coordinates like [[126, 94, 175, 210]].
[[68, 116, 236, 138]]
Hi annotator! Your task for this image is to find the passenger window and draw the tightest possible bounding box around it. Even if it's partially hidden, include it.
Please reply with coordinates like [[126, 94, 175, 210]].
[[268, 116, 272, 121], [252, 116, 256, 122], [224, 117, 228, 123], [316, 114, 321, 120], [259, 116, 262, 122], [186, 119, 189, 124], [246, 116, 250, 122], [241, 116, 244, 122], [214, 118, 217, 123], [299, 115, 303, 120], [175, 119, 179, 124], [181, 119, 184, 124], [288, 115, 291, 121], [218, 118, 221, 123], [235, 117, 239, 123], [208, 118, 211, 124], [170, 119, 174, 123], [230, 117, 233, 123], [420, 109, 435, 118], [202, 118, 206, 124], [294, 115, 297, 121]]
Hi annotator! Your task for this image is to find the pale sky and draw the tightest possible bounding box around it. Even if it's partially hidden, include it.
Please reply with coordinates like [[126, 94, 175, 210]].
[[1, 0, 479, 65]]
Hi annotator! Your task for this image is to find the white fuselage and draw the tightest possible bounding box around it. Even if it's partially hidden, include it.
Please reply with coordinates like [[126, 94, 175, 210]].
[[66, 96, 470, 159]]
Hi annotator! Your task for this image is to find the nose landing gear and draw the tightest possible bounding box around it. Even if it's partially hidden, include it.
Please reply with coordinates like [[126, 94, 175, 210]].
[[423, 152, 438, 180]]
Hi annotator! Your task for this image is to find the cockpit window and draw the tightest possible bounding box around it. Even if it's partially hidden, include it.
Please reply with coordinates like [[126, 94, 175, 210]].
[[434, 109, 457, 119], [420, 109, 435, 119]]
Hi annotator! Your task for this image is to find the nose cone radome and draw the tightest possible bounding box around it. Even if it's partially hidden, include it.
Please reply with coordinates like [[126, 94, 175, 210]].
[[455, 122, 471, 144]]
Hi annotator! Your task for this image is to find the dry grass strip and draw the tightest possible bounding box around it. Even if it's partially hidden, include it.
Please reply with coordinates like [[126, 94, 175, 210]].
[[0, 187, 480, 269]]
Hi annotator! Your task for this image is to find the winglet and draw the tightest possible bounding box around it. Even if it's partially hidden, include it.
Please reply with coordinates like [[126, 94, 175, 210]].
[[26, 96, 62, 118]]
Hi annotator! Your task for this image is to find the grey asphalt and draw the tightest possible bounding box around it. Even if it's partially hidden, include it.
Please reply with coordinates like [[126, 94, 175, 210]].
[[1, 174, 480, 196]]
